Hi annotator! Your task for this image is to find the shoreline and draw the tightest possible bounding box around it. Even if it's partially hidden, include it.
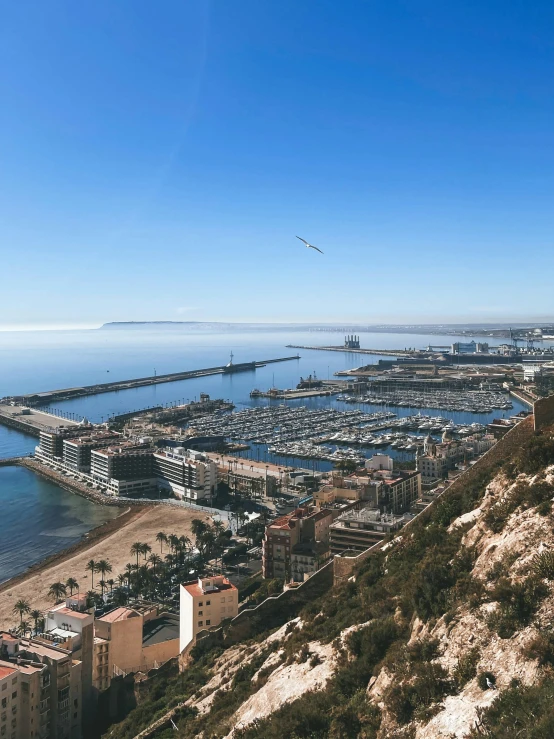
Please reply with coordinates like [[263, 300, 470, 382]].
[[0, 505, 145, 594], [18, 458, 146, 507]]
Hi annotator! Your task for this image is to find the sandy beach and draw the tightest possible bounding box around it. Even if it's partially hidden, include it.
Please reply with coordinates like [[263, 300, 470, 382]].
[[0, 505, 210, 631]]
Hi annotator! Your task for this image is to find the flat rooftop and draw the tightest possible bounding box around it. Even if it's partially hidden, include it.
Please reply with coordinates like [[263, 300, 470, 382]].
[[142, 615, 179, 647]]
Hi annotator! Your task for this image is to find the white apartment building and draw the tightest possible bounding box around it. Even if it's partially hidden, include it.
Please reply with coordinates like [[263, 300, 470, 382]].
[[153, 449, 217, 502], [179, 576, 238, 654]]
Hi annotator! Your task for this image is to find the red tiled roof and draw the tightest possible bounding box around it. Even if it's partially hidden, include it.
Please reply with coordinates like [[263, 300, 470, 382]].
[[0, 665, 17, 679]]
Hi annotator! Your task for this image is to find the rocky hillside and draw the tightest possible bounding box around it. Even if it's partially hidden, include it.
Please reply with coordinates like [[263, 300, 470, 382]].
[[105, 422, 554, 739]]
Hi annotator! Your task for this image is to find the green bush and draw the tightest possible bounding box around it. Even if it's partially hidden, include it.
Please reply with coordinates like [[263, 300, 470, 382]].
[[453, 647, 480, 689], [384, 663, 455, 725], [531, 551, 554, 580], [523, 629, 554, 667], [488, 576, 549, 638]]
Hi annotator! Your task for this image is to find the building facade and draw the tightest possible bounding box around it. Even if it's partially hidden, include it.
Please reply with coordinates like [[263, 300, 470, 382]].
[[179, 577, 238, 655]]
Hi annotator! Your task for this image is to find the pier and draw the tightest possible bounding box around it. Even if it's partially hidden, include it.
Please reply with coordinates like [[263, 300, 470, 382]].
[[6, 355, 301, 406], [286, 344, 410, 357], [0, 405, 79, 437]]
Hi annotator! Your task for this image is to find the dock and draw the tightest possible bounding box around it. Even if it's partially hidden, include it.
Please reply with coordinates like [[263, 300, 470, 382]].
[[0, 405, 79, 437], [6, 355, 301, 406], [286, 344, 409, 357]]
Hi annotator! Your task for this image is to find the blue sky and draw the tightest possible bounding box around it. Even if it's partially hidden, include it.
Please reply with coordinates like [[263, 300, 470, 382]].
[[1, 0, 553, 328]]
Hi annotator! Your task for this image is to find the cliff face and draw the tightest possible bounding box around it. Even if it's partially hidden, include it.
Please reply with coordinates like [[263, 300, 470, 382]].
[[106, 421, 554, 739], [370, 464, 554, 738]]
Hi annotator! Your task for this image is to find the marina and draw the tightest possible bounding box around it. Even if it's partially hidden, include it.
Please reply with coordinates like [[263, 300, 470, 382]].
[[337, 387, 513, 413], [186, 405, 491, 465]]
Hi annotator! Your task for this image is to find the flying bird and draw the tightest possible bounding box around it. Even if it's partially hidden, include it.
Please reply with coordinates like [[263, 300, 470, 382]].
[[296, 236, 324, 254]]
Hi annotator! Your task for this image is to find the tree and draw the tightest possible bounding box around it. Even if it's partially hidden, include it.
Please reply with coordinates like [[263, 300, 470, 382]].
[[66, 577, 79, 596], [30, 609, 42, 634], [48, 582, 67, 603], [85, 590, 98, 608], [12, 599, 31, 625], [96, 559, 113, 593], [17, 620, 30, 637], [156, 531, 168, 553], [130, 542, 143, 569], [191, 519, 208, 540], [106, 578, 115, 595], [86, 559, 97, 589], [148, 553, 162, 574], [140, 543, 152, 560]]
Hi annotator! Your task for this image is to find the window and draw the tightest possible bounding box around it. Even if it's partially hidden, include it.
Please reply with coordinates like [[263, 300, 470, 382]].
[[198, 601, 203, 606], [10, 681, 15, 687], [198, 611, 203, 616], [198, 621, 203, 627], [206, 600, 211, 605], [11, 693, 16, 700], [206, 620, 211, 625], [1, 699, 6, 709], [1, 685, 5, 692]]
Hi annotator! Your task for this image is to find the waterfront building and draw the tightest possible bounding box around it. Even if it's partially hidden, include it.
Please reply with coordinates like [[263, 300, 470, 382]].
[[179, 576, 238, 655], [62, 433, 120, 473], [220, 463, 277, 499], [90, 444, 157, 496], [418, 434, 495, 482], [329, 507, 412, 554], [152, 448, 217, 502], [451, 341, 489, 354], [365, 453, 394, 472], [36, 427, 88, 464]]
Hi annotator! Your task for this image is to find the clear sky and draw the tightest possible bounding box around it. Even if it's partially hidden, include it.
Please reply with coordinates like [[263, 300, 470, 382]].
[[1, 0, 553, 329]]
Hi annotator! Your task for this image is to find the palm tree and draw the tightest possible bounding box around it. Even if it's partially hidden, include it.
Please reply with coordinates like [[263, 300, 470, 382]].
[[117, 573, 127, 588], [98, 580, 107, 597], [48, 582, 67, 603], [168, 534, 179, 553], [95, 560, 113, 592], [140, 543, 152, 560], [106, 578, 115, 595], [156, 531, 168, 553], [130, 542, 143, 569], [85, 590, 97, 608], [12, 599, 31, 625], [212, 520, 226, 538], [85, 559, 97, 589], [30, 609, 42, 634], [148, 553, 162, 574], [17, 620, 30, 637], [66, 577, 79, 595]]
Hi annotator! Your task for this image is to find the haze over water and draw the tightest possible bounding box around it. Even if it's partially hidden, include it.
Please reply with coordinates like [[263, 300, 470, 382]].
[[0, 325, 529, 582]]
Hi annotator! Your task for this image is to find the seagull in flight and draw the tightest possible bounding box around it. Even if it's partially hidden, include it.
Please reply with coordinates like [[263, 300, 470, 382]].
[[296, 236, 324, 254]]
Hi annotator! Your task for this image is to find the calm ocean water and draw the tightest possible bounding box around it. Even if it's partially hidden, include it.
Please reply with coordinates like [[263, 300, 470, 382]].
[[0, 326, 528, 582]]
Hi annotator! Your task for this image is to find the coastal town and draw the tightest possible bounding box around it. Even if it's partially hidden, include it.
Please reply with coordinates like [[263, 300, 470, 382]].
[[1, 333, 553, 738]]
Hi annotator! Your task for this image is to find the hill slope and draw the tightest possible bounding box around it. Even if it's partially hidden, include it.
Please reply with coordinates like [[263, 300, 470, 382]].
[[105, 421, 554, 739]]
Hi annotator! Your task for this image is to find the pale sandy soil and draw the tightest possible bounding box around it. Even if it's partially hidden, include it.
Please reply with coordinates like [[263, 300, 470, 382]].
[[0, 506, 210, 630]]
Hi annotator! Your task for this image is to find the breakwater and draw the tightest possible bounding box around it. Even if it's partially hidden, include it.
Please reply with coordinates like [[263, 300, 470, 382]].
[[9, 355, 301, 406]]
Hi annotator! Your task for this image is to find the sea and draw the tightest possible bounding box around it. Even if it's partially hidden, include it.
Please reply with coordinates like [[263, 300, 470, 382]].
[[0, 325, 529, 582]]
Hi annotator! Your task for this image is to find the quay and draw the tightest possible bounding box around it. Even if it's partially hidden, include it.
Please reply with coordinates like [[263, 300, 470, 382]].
[[6, 355, 301, 406], [0, 404, 79, 437], [0, 457, 23, 467], [286, 344, 409, 357]]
